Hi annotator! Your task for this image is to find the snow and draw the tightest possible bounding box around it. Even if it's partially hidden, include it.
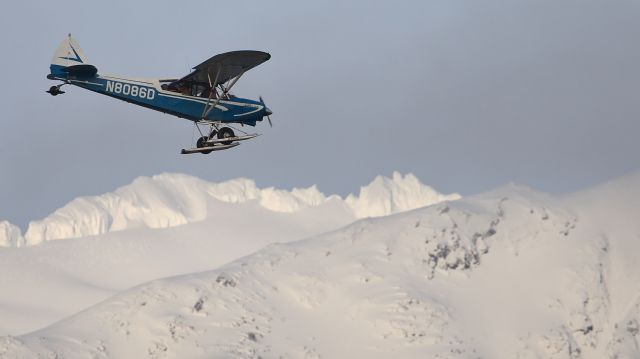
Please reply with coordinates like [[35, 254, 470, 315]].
[[0, 221, 22, 247], [345, 172, 461, 218], [1, 172, 639, 358], [17, 172, 460, 246], [562, 173, 640, 357], [0, 172, 457, 336]]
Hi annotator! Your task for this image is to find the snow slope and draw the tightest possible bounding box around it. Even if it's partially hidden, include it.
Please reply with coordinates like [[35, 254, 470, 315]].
[[2, 173, 639, 358], [0, 172, 457, 335]]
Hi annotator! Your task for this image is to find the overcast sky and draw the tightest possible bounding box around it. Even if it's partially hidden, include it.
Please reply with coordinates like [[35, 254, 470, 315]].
[[1, 0, 639, 228]]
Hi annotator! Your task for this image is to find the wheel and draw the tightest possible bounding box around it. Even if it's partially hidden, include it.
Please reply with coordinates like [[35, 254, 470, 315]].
[[217, 127, 235, 145], [196, 136, 212, 154], [47, 86, 61, 96]]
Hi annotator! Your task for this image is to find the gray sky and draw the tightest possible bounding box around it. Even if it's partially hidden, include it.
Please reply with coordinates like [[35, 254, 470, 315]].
[[1, 0, 639, 228]]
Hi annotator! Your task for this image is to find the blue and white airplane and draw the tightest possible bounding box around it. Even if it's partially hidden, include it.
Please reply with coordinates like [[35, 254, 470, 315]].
[[47, 35, 273, 154]]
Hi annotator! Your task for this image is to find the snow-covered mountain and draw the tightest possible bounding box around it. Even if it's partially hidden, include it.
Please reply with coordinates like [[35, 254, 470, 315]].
[[1, 172, 639, 358], [0, 172, 458, 336], [3, 172, 459, 246]]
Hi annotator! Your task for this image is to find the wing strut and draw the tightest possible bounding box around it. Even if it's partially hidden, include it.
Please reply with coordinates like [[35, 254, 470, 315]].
[[202, 71, 245, 120], [201, 65, 222, 120]]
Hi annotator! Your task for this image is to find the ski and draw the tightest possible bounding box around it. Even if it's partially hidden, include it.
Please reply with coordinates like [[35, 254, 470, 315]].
[[180, 143, 239, 154]]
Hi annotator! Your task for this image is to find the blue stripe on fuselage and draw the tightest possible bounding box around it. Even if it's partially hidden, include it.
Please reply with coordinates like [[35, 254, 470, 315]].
[[54, 72, 264, 125]]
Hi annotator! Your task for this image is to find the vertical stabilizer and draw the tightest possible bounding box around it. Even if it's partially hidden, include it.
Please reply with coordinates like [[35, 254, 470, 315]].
[[51, 34, 89, 67], [49, 35, 97, 78]]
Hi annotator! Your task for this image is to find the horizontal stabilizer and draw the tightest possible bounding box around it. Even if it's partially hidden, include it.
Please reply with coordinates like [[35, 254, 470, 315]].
[[62, 64, 98, 77]]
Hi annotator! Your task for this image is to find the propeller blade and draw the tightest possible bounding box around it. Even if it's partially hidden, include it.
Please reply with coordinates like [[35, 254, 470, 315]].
[[259, 95, 273, 127]]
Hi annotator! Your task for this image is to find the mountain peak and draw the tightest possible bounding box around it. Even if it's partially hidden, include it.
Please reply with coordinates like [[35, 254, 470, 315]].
[[345, 172, 461, 218], [12, 173, 459, 246]]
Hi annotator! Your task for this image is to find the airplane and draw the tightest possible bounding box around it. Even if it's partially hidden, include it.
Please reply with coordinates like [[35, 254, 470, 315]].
[[46, 35, 273, 154]]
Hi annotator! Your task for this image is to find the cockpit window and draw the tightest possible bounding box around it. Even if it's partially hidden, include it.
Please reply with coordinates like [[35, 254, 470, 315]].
[[160, 79, 235, 100]]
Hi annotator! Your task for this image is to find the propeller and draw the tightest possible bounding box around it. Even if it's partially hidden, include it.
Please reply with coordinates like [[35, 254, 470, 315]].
[[259, 96, 273, 127]]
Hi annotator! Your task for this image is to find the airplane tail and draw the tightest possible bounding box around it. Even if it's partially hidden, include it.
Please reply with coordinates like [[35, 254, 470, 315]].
[[49, 35, 98, 79]]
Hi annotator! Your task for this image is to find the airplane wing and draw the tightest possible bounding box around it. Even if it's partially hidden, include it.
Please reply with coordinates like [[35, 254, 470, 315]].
[[171, 50, 271, 87]]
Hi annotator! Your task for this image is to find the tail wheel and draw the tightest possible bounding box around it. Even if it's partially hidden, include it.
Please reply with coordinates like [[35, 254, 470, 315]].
[[217, 127, 235, 145], [46, 85, 65, 96], [196, 136, 212, 154]]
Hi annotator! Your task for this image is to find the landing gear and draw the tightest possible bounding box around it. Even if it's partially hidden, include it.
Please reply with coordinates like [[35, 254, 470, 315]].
[[46, 85, 65, 96], [217, 127, 235, 145], [196, 129, 219, 154], [196, 136, 212, 154], [180, 122, 256, 155]]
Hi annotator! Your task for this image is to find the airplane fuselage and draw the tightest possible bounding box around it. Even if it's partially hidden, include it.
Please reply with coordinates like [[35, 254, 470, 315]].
[[49, 72, 267, 126]]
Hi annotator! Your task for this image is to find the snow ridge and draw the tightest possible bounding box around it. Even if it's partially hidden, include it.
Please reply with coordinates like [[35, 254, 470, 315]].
[[6, 172, 459, 246]]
